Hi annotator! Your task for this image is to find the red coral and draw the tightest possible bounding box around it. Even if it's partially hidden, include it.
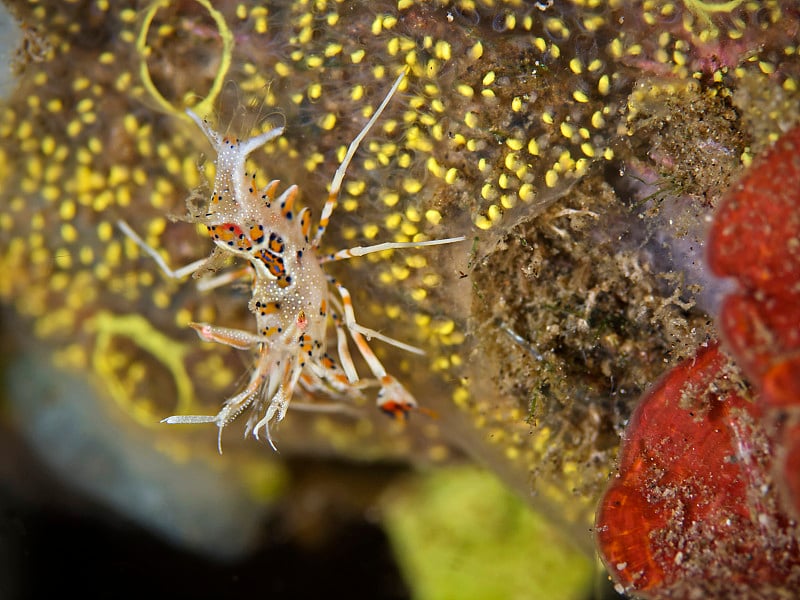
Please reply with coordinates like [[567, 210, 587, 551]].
[[707, 126, 800, 406], [596, 343, 800, 598], [708, 125, 800, 517], [597, 127, 800, 597]]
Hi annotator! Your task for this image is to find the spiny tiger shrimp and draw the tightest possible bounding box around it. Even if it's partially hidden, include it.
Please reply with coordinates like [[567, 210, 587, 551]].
[[118, 70, 465, 451]]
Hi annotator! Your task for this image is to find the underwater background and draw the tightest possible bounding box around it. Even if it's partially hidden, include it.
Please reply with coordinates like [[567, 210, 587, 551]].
[[1, 1, 799, 598]]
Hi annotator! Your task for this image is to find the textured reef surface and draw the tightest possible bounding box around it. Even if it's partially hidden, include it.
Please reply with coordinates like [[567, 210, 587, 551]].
[[1, 0, 799, 596]]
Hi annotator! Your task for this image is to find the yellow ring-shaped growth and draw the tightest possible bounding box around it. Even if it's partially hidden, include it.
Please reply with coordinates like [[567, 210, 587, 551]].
[[136, 0, 234, 119]]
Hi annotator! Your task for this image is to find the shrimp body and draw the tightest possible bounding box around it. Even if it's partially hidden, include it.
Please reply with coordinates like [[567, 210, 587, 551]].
[[184, 113, 337, 446], [119, 71, 464, 451]]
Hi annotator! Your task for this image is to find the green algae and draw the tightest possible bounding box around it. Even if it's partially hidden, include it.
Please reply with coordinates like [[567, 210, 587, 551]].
[[382, 466, 593, 600]]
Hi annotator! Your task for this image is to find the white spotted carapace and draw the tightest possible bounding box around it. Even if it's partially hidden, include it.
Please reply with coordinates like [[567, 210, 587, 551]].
[[118, 70, 464, 451]]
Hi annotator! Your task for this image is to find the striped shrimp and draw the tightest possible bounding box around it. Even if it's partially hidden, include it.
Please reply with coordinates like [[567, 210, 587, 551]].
[[118, 70, 464, 451]]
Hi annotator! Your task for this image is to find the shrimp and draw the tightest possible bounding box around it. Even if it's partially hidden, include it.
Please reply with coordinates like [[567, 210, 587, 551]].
[[118, 70, 464, 451]]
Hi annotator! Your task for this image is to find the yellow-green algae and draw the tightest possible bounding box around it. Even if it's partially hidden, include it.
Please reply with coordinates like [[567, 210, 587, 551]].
[[381, 466, 592, 600], [0, 0, 799, 568]]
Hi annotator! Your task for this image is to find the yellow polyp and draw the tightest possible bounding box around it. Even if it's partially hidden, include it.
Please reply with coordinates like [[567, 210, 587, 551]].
[[545, 169, 558, 188], [151, 287, 173, 309], [419, 113, 436, 127], [469, 41, 483, 60], [320, 113, 337, 130], [453, 386, 470, 407], [54, 251, 73, 270], [135, 271, 154, 292], [324, 42, 342, 58], [385, 213, 402, 230], [97, 221, 113, 242], [105, 241, 122, 267], [66, 120, 82, 138], [362, 224, 380, 239], [43, 185, 60, 202], [500, 194, 515, 210], [558, 151, 575, 172], [306, 55, 323, 69], [401, 222, 418, 237], [371, 14, 383, 35], [114, 70, 133, 91], [382, 192, 400, 208], [425, 156, 443, 178], [391, 265, 411, 281], [273, 61, 290, 77], [435, 40, 451, 61], [457, 84, 475, 98], [522, 14, 533, 30], [572, 90, 589, 103], [59, 199, 76, 220], [431, 356, 450, 371], [402, 178, 423, 194], [409, 96, 425, 111], [475, 215, 492, 230], [164, 155, 181, 175], [308, 82, 322, 100], [410, 288, 427, 302], [505, 137, 524, 151], [402, 253, 425, 270], [422, 273, 440, 288], [61, 223, 78, 243], [120, 7, 137, 22], [122, 114, 139, 136], [406, 206, 421, 222], [421, 209, 442, 226], [519, 183, 535, 202], [44, 97, 63, 113]]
